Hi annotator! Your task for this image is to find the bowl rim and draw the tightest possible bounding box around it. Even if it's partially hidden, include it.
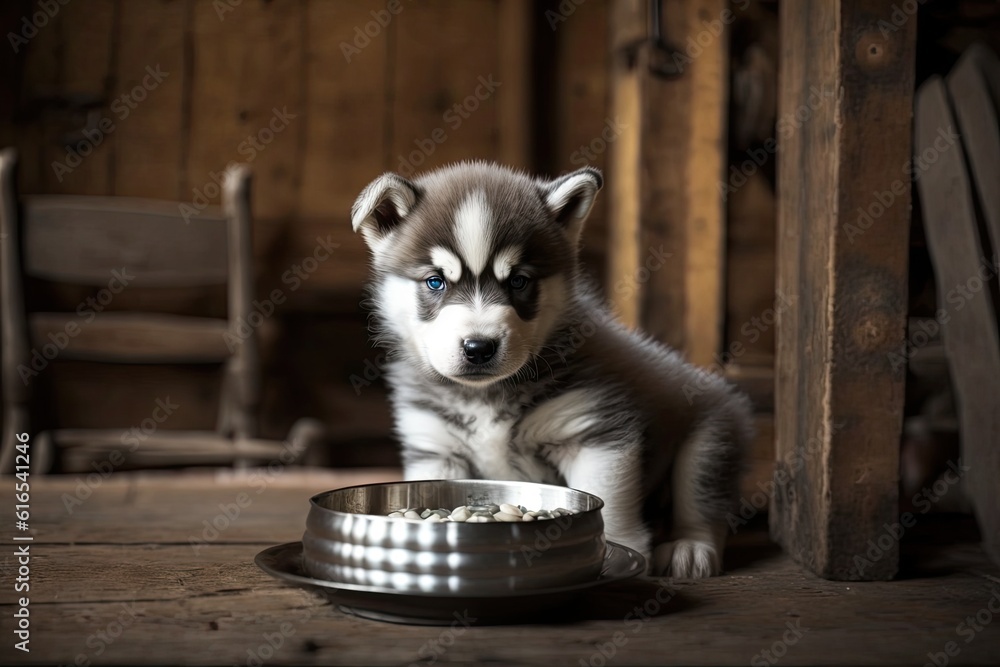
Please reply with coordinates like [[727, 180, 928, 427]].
[[307, 478, 605, 521]]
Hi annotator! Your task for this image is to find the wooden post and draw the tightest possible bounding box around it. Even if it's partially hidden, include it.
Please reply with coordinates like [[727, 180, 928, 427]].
[[222, 165, 260, 466], [772, 0, 916, 580], [606, 0, 728, 367]]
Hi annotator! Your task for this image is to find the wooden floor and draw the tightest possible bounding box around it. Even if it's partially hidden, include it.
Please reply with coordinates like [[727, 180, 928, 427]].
[[2, 469, 999, 666]]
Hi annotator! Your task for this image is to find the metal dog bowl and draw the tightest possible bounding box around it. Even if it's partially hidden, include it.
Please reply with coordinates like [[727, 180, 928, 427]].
[[302, 479, 606, 595]]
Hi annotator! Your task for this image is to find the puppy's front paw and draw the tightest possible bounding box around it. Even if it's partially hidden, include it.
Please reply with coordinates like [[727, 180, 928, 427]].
[[652, 539, 721, 578]]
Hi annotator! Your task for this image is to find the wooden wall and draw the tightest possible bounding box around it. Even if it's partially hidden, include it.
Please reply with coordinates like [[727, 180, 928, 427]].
[[0, 0, 617, 453], [0, 0, 549, 297], [0, 1, 776, 484]]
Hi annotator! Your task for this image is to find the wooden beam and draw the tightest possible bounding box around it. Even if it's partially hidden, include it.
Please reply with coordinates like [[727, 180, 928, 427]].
[[772, 0, 915, 580], [606, 0, 644, 329], [606, 0, 728, 367]]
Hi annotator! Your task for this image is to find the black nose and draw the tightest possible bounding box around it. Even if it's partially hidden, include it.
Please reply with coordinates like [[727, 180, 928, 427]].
[[462, 339, 497, 365]]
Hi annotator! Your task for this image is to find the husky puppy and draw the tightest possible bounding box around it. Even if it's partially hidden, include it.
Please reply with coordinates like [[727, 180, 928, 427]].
[[351, 162, 752, 578]]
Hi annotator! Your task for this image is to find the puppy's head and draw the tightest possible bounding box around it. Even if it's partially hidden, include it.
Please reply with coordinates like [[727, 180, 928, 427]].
[[352, 161, 602, 387]]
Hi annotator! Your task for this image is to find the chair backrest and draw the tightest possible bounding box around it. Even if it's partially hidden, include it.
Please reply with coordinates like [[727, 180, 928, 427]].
[[20, 195, 230, 287], [0, 147, 260, 471]]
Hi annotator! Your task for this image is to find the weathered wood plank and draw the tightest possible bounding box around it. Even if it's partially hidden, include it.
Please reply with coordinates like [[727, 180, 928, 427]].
[[184, 0, 303, 221], [606, 0, 645, 328], [3, 539, 998, 665], [112, 0, 187, 200], [725, 171, 778, 362], [54, 431, 300, 473], [390, 0, 501, 176], [773, 0, 915, 580], [678, 0, 728, 368], [948, 44, 1000, 295], [606, 0, 727, 367], [8, 469, 403, 544], [29, 313, 230, 363], [2, 472, 998, 665], [16, 0, 62, 195], [21, 195, 227, 285], [547, 0, 611, 275], [915, 76, 1000, 566], [298, 1, 387, 220], [44, 0, 116, 196], [497, 0, 533, 170], [296, 0, 389, 294]]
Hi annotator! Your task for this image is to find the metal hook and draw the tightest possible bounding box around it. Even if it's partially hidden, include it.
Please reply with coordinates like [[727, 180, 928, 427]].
[[647, 0, 683, 78]]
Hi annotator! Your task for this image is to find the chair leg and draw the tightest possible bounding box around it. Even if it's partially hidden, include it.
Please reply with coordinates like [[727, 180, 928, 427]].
[[287, 418, 327, 466], [30, 431, 54, 474], [218, 361, 259, 468], [0, 406, 29, 474]]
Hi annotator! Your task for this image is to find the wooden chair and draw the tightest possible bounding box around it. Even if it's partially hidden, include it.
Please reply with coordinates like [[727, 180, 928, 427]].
[[0, 147, 300, 473], [914, 44, 1000, 566]]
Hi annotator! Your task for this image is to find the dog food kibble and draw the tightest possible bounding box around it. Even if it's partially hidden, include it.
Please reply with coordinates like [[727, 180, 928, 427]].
[[386, 504, 573, 523]]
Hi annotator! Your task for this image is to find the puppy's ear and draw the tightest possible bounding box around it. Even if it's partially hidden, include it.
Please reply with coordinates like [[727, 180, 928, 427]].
[[351, 173, 420, 247], [540, 167, 603, 247]]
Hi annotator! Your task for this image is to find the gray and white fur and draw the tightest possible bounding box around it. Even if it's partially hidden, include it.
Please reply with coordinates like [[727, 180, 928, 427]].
[[351, 161, 753, 578]]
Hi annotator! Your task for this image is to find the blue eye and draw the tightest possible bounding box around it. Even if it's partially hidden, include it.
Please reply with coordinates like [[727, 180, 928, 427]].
[[425, 275, 446, 291], [509, 274, 529, 291]]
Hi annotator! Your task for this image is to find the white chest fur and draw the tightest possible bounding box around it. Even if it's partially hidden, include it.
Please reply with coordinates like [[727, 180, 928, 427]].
[[395, 395, 560, 484]]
